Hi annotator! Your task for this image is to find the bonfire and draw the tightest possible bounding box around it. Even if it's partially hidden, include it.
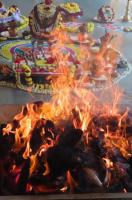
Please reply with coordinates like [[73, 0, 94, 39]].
[[0, 27, 131, 195]]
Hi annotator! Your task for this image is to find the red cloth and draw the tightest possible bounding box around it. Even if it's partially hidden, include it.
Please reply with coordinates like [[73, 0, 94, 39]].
[[15, 58, 24, 64]]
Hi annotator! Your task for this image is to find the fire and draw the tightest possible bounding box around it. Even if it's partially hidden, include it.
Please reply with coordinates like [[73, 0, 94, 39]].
[[1, 28, 132, 194], [3, 123, 13, 135], [29, 154, 38, 176], [104, 132, 131, 159], [103, 158, 113, 169]]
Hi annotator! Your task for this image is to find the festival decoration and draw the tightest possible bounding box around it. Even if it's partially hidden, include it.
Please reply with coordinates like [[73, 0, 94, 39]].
[[60, 2, 82, 14], [0, 2, 28, 40], [86, 22, 95, 33], [0, 1, 130, 94], [96, 5, 115, 23], [29, 0, 82, 41]]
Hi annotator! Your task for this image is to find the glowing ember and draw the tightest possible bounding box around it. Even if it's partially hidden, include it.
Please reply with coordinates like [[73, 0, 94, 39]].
[[0, 27, 132, 195], [0, 83, 132, 194]]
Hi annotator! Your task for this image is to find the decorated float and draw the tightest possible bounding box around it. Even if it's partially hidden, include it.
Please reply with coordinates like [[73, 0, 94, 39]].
[[0, 0, 130, 94], [0, 2, 28, 40]]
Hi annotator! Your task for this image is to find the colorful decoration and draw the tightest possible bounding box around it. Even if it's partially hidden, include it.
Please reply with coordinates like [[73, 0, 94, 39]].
[[29, 0, 82, 40], [0, 1, 131, 94], [0, 2, 28, 39], [86, 22, 95, 33], [0, 34, 130, 94], [60, 2, 82, 14], [97, 5, 115, 23]]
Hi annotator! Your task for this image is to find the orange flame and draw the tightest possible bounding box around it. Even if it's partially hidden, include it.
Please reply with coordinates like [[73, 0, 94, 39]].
[[2, 28, 132, 181]]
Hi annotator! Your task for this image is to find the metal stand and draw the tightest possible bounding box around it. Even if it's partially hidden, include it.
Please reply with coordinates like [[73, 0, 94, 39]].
[[123, 0, 132, 22]]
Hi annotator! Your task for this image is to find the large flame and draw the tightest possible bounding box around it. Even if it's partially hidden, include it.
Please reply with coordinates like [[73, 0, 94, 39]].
[[2, 27, 132, 192]]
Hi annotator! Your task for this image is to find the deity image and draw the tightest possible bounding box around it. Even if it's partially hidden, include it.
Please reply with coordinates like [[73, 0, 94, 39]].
[[29, 0, 83, 41]]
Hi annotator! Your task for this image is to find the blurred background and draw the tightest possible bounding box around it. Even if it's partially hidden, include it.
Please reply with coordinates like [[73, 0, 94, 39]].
[[2, 0, 132, 20]]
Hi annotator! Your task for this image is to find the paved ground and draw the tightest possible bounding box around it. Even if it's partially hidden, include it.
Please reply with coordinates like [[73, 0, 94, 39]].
[[0, 0, 132, 107]]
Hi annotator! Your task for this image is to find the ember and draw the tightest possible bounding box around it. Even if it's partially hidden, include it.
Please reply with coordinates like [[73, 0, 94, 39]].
[[0, 2, 132, 196], [0, 84, 132, 195]]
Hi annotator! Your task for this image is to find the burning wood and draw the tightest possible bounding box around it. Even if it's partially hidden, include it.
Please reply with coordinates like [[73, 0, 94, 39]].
[[0, 94, 132, 195], [0, 20, 131, 196]]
